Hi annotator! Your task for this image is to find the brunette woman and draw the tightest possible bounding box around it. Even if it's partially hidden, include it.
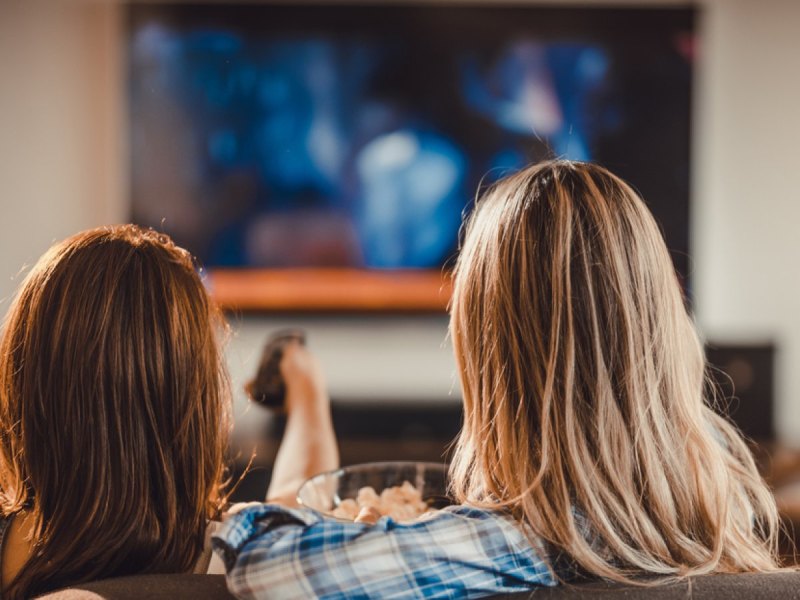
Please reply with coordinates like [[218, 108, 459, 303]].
[[0, 225, 334, 598]]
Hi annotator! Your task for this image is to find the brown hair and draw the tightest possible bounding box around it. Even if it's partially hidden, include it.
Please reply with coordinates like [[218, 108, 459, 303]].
[[0, 225, 231, 598], [449, 161, 780, 581]]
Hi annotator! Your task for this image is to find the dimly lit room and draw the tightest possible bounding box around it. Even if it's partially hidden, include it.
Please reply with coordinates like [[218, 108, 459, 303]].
[[1, 0, 799, 598]]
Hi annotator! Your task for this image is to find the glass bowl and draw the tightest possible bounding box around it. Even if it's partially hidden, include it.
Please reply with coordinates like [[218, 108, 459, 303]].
[[297, 461, 450, 522]]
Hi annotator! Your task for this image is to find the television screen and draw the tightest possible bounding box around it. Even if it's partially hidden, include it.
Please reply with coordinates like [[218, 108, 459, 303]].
[[128, 4, 694, 294]]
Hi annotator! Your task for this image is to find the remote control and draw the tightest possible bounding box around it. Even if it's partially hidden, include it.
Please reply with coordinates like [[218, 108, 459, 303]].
[[245, 329, 307, 409]]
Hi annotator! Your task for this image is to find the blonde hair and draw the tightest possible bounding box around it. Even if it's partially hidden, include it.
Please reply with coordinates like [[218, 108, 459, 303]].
[[449, 161, 780, 582]]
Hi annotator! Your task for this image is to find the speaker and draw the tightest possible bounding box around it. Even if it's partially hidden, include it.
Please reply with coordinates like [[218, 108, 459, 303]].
[[705, 344, 775, 441]]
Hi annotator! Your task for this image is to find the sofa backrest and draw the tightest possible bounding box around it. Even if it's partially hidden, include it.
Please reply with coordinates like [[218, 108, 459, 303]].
[[37, 574, 234, 600], [525, 572, 800, 599], [37, 571, 800, 599]]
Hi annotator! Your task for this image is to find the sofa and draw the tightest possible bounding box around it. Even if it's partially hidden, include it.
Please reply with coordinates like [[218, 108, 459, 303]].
[[38, 571, 800, 599]]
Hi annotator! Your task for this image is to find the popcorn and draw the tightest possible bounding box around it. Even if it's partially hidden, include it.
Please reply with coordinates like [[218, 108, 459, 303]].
[[332, 481, 431, 523], [332, 498, 359, 520], [357, 486, 380, 508]]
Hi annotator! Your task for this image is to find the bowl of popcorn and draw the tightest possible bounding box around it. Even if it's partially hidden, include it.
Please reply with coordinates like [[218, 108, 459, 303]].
[[297, 461, 450, 523]]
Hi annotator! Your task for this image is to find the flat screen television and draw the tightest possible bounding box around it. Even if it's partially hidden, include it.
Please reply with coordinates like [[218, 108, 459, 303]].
[[128, 3, 694, 311]]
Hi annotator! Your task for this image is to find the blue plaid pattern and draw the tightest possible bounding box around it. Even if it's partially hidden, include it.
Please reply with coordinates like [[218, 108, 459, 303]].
[[212, 504, 558, 599]]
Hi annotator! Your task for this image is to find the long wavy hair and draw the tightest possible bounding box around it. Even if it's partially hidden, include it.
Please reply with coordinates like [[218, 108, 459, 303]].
[[0, 225, 231, 598], [449, 161, 780, 581]]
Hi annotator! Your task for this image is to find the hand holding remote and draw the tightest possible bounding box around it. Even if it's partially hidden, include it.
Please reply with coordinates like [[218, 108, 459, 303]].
[[245, 329, 307, 410]]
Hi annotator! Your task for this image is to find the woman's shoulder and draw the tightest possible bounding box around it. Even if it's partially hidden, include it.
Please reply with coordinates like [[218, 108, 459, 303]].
[[213, 501, 559, 598], [428, 503, 525, 532], [220, 500, 521, 529], [1, 511, 35, 593], [435, 504, 547, 551], [438, 503, 512, 519], [0, 511, 13, 569], [194, 520, 227, 575], [219, 500, 544, 561], [435, 502, 527, 526]]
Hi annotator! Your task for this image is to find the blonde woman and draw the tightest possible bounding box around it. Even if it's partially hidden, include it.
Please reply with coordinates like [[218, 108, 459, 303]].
[[213, 161, 781, 598]]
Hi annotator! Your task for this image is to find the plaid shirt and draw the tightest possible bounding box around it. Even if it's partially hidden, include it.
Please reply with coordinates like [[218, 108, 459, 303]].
[[212, 503, 558, 599]]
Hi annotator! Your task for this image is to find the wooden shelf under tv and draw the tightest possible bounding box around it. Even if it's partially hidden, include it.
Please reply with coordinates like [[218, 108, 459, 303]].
[[206, 268, 453, 313]]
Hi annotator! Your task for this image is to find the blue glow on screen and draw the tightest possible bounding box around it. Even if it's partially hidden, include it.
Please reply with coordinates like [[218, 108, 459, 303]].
[[130, 16, 685, 270]]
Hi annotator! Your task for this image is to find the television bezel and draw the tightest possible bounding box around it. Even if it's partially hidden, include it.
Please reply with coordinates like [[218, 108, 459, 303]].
[[207, 268, 452, 312]]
